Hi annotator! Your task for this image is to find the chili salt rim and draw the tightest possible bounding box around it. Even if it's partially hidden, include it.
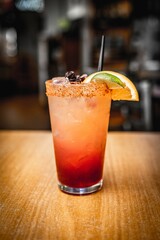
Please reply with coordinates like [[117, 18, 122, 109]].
[[45, 79, 110, 97]]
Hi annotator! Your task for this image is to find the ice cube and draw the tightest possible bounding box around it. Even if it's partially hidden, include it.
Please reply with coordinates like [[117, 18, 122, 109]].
[[52, 77, 69, 85]]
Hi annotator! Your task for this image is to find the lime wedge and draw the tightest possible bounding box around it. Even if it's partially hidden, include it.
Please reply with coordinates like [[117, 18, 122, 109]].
[[92, 72, 125, 89], [84, 71, 125, 89]]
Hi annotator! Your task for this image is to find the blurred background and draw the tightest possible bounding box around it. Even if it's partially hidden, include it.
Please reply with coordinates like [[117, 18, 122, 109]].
[[0, 0, 160, 131]]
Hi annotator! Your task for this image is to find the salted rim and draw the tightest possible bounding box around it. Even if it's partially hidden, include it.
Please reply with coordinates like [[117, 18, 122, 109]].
[[45, 78, 111, 97]]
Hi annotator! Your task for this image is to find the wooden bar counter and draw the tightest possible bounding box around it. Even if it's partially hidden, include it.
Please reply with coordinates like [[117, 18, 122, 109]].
[[0, 131, 160, 240]]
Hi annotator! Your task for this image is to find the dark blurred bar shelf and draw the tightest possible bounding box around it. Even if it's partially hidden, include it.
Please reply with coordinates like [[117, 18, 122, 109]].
[[0, 0, 160, 131]]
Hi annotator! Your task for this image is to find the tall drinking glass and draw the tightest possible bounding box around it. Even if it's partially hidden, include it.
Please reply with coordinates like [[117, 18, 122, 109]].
[[46, 78, 111, 195]]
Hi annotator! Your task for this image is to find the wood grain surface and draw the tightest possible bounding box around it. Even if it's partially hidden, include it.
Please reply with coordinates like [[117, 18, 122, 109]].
[[0, 131, 160, 240]]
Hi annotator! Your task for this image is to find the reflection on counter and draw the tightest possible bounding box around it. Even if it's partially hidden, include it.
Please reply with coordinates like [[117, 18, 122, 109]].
[[0, 0, 160, 131]]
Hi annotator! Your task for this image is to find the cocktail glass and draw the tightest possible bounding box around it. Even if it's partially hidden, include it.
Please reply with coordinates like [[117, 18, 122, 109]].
[[46, 78, 111, 195]]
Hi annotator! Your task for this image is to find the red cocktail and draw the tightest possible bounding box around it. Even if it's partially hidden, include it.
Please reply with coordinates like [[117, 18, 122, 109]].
[[46, 76, 111, 194]]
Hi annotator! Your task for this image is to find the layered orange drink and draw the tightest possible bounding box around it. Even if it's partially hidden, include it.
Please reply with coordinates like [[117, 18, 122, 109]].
[[46, 71, 139, 195]]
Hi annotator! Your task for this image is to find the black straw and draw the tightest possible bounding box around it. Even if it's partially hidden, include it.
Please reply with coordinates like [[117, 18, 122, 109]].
[[98, 35, 105, 71]]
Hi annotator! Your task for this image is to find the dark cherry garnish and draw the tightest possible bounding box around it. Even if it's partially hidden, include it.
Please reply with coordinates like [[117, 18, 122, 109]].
[[79, 74, 87, 82], [65, 71, 87, 83], [65, 71, 76, 82]]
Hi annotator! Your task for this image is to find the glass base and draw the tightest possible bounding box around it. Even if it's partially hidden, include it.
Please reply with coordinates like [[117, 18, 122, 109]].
[[58, 179, 103, 195]]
